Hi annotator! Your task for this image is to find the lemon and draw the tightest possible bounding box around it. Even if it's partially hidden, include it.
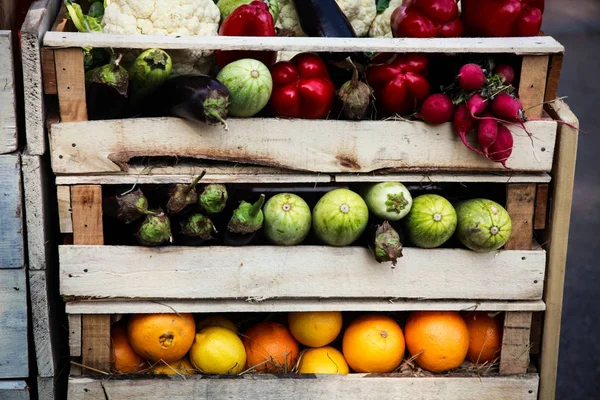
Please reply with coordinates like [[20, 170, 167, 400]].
[[288, 311, 343, 347], [196, 315, 238, 333], [298, 347, 349, 374], [189, 326, 246, 374], [150, 358, 196, 375]]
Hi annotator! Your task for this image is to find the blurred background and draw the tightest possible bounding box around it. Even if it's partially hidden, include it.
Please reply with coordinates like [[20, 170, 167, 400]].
[[542, 0, 600, 398]]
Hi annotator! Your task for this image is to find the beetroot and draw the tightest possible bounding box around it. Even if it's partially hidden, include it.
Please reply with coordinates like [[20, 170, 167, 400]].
[[477, 115, 499, 156], [419, 94, 455, 125], [494, 64, 515, 85], [458, 63, 486, 92], [453, 104, 484, 155], [467, 93, 489, 117], [487, 124, 514, 167]]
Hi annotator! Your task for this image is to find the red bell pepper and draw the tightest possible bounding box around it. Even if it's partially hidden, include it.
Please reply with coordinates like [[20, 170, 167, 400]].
[[215, 1, 277, 69], [462, 0, 545, 37], [366, 54, 430, 116], [391, 0, 463, 38], [269, 53, 335, 120]]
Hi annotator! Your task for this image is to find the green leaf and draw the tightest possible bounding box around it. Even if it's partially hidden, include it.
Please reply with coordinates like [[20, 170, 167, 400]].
[[88, 1, 105, 19], [376, 0, 391, 14]]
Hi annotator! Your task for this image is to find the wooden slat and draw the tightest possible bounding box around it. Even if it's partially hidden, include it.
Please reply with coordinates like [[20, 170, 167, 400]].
[[69, 314, 82, 357], [0, 154, 24, 268], [81, 315, 111, 374], [50, 1, 68, 32], [71, 186, 104, 245], [534, 184, 549, 229], [519, 55, 550, 119], [499, 312, 533, 374], [529, 312, 543, 355], [49, 118, 557, 174], [504, 184, 537, 250], [59, 246, 546, 301], [41, 48, 57, 95], [0, 269, 29, 379], [65, 299, 546, 315], [57, 185, 73, 233], [544, 53, 563, 103], [67, 374, 539, 400], [44, 32, 564, 53], [0, 381, 29, 400], [36, 377, 54, 400], [28, 270, 56, 378], [54, 48, 87, 122], [539, 100, 579, 400], [0, 31, 17, 153]]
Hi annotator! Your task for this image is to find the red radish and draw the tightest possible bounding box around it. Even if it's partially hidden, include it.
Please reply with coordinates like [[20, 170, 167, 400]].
[[458, 63, 486, 92], [487, 124, 513, 167], [491, 93, 523, 122], [494, 64, 515, 85], [418, 94, 455, 125], [467, 93, 489, 117], [453, 104, 484, 155], [477, 114, 498, 156]]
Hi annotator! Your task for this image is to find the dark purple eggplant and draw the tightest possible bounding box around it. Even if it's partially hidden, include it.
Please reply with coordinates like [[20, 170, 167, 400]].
[[370, 221, 403, 266], [144, 75, 231, 129], [86, 54, 129, 120], [292, 0, 356, 38]]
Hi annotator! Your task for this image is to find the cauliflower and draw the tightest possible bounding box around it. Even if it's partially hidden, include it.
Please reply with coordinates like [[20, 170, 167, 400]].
[[275, 0, 376, 38], [102, 0, 220, 74], [369, 0, 402, 38]]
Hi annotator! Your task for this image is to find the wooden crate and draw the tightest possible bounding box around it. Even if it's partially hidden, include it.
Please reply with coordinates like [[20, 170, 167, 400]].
[[0, 381, 30, 400], [0, 154, 24, 268], [0, 30, 18, 154], [0, 269, 29, 379]]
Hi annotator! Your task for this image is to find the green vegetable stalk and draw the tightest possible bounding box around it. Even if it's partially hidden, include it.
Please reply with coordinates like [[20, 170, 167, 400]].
[[199, 184, 228, 214], [181, 213, 217, 241], [103, 188, 154, 224], [371, 221, 403, 266], [227, 194, 265, 234], [166, 172, 206, 214], [136, 209, 172, 246], [128, 49, 173, 103]]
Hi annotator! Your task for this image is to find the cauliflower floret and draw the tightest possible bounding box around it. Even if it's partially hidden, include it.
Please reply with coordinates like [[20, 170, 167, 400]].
[[276, 0, 306, 37], [369, 0, 402, 38], [102, 0, 220, 74]]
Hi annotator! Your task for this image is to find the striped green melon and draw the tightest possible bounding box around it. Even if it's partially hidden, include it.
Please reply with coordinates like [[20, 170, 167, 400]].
[[405, 194, 457, 248], [216, 58, 273, 117], [313, 188, 369, 247], [456, 199, 512, 252], [263, 193, 312, 246]]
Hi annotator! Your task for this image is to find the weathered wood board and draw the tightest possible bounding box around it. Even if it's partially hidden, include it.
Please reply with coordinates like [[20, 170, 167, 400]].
[[0, 31, 17, 153], [0, 154, 24, 268], [67, 374, 539, 400], [0, 269, 29, 379], [29, 270, 56, 378], [50, 118, 558, 174], [60, 246, 546, 301], [0, 381, 30, 400]]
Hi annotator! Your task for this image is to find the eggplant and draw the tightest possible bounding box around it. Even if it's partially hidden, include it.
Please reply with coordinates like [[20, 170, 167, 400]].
[[225, 194, 265, 246], [128, 48, 173, 104], [166, 172, 206, 215], [179, 213, 218, 246], [370, 221, 404, 266], [136, 209, 172, 246], [103, 188, 152, 224], [86, 54, 129, 120], [144, 75, 231, 129]]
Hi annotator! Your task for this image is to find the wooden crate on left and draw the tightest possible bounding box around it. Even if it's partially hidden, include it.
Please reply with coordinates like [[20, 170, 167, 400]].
[[0, 268, 29, 379], [0, 154, 24, 269], [0, 31, 18, 154]]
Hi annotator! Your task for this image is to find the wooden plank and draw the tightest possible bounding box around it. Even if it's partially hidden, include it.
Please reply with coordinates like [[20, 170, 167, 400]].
[[0, 154, 24, 268], [22, 155, 53, 270], [41, 48, 57, 95], [28, 270, 56, 378], [0, 381, 29, 400], [534, 184, 549, 229], [504, 184, 537, 250], [44, 32, 564, 53], [71, 186, 104, 245], [65, 299, 546, 315], [21, 0, 64, 155], [49, 118, 557, 174], [67, 374, 539, 400], [0, 31, 17, 153], [0, 269, 29, 379], [59, 246, 546, 301], [81, 315, 111, 373], [69, 314, 82, 357], [544, 53, 563, 103], [519, 55, 550, 119], [54, 48, 87, 122], [36, 377, 55, 400], [57, 185, 73, 233], [499, 312, 533, 374], [539, 100, 579, 400], [529, 312, 543, 355], [50, 0, 68, 32]]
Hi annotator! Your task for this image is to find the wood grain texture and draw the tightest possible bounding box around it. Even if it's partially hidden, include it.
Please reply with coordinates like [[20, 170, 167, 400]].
[[71, 186, 103, 245], [41, 48, 56, 94], [519, 55, 550, 119], [36, 377, 55, 400], [54, 48, 87, 122], [81, 315, 111, 373], [0, 381, 29, 400], [0, 269, 29, 378], [44, 32, 563, 53], [59, 246, 546, 301], [69, 314, 82, 357], [0, 31, 17, 153], [28, 270, 55, 377], [0, 154, 24, 268], [65, 299, 546, 315], [544, 53, 563, 103], [539, 100, 579, 400], [57, 185, 73, 233], [49, 118, 557, 174], [67, 374, 539, 400], [504, 184, 537, 250], [534, 184, 549, 230], [499, 312, 533, 374]]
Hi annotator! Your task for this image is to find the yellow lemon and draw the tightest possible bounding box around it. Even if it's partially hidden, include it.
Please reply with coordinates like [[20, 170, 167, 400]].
[[298, 346, 349, 374], [150, 357, 196, 375], [288, 311, 342, 347], [189, 326, 246, 374], [196, 315, 238, 333]]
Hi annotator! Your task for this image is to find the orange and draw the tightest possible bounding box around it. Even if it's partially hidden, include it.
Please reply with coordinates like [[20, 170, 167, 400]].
[[404, 311, 469, 373], [298, 346, 349, 375], [189, 326, 247, 374], [342, 314, 405, 373], [242, 322, 300, 373], [110, 324, 147, 373], [196, 315, 238, 333], [464, 312, 503, 364], [127, 313, 196, 363], [288, 311, 342, 347], [150, 357, 196, 375]]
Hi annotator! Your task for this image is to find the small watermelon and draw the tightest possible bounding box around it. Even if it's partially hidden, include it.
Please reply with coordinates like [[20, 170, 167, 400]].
[[456, 199, 512, 252], [404, 194, 457, 248], [313, 188, 369, 246], [263, 193, 312, 245]]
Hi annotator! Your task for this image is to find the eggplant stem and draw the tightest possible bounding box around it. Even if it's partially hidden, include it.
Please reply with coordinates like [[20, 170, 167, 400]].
[[249, 194, 266, 218], [183, 170, 206, 195], [205, 109, 229, 131]]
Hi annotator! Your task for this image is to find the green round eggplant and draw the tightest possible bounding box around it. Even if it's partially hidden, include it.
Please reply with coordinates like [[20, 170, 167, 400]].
[[263, 193, 312, 245], [456, 199, 512, 252], [313, 188, 369, 247], [404, 194, 457, 248]]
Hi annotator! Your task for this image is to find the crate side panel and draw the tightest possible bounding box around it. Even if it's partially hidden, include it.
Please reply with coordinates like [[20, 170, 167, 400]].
[[0, 31, 17, 153], [0, 269, 29, 378], [0, 154, 24, 268]]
